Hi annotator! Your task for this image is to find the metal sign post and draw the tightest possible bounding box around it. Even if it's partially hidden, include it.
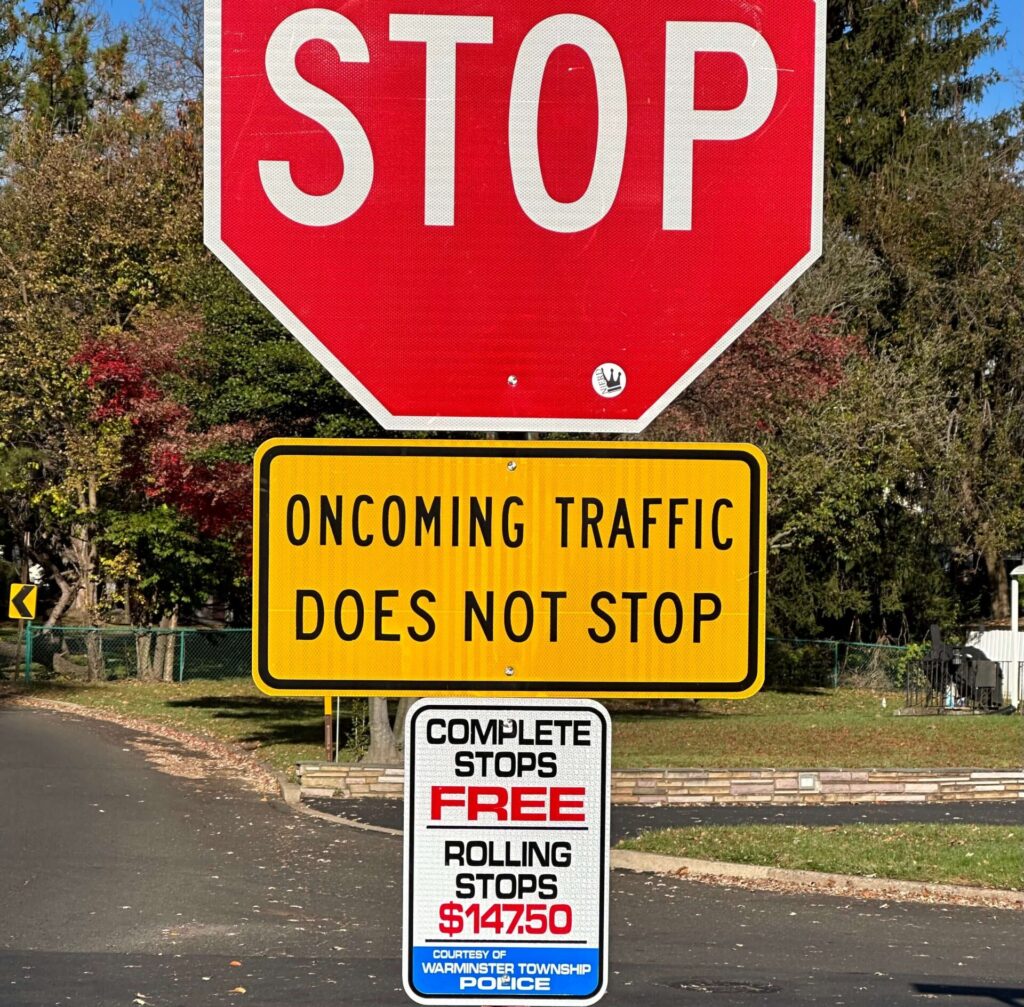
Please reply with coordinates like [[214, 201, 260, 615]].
[[403, 699, 610, 1005], [8, 584, 37, 679]]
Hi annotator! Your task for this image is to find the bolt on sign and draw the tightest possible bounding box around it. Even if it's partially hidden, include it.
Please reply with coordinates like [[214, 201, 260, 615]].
[[205, 0, 825, 432], [403, 699, 610, 1005], [253, 439, 766, 698]]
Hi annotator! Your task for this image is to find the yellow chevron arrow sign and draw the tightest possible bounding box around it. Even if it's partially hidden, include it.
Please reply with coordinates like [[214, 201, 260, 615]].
[[8, 583, 37, 621]]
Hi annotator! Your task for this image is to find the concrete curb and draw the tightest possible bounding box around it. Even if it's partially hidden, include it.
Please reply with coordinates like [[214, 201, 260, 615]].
[[295, 800, 403, 837], [611, 849, 1024, 910], [273, 771, 302, 805]]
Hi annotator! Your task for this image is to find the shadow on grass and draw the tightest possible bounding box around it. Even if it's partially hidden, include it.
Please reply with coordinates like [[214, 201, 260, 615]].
[[605, 699, 719, 720], [165, 695, 362, 749], [606, 689, 832, 720], [166, 695, 362, 712], [167, 695, 310, 713]]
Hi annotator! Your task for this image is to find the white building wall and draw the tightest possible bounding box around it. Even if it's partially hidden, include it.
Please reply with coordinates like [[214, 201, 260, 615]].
[[965, 630, 1022, 708]]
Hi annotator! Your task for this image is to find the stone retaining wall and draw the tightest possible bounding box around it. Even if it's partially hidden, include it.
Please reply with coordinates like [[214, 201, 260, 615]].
[[301, 764, 406, 799], [297, 764, 1024, 804]]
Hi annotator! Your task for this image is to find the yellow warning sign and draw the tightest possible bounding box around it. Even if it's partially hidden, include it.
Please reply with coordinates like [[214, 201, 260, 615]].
[[8, 583, 37, 621], [253, 440, 766, 699]]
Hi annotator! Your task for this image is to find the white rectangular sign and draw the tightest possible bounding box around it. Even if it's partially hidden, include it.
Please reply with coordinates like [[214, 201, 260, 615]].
[[403, 699, 610, 1005]]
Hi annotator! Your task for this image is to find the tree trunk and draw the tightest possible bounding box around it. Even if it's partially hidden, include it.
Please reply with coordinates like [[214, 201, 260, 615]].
[[393, 697, 415, 749], [85, 629, 104, 681], [162, 610, 179, 681], [136, 630, 155, 681], [69, 480, 100, 617], [69, 533, 92, 614], [364, 697, 401, 764], [152, 614, 171, 681], [45, 572, 75, 628], [985, 544, 1010, 621]]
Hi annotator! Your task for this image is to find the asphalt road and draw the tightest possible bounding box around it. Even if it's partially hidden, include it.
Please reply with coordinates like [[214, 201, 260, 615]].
[[2, 706, 1022, 1006], [304, 796, 1024, 841]]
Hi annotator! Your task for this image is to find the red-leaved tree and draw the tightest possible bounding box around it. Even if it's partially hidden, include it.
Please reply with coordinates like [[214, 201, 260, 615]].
[[74, 311, 257, 624], [651, 309, 864, 442]]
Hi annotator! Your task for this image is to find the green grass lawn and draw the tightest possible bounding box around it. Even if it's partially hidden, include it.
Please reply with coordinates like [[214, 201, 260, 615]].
[[3, 680, 1021, 773], [611, 691, 1024, 768], [619, 824, 1024, 890]]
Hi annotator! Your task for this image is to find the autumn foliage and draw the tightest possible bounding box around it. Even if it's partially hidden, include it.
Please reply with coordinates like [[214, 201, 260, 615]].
[[655, 309, 864, 442], [74, 312, 254, 545]]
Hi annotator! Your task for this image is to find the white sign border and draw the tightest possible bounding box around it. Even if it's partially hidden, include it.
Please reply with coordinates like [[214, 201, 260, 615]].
[[205, 0, 825, 433], [402, 698, 611, 1006]]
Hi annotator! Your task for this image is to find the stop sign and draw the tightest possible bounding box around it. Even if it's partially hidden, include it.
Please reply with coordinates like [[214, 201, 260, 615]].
[[205, 0, 823, 432]]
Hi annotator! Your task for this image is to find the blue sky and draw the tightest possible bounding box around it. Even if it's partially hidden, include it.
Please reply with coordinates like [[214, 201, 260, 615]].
[[982, 1, 1023, 116], [100, 0, 1021, 117]]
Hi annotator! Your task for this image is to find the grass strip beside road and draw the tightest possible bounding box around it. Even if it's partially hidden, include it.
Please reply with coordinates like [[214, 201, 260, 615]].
[[3, 680, 1022, 772], [620, 824, 1024, 891]]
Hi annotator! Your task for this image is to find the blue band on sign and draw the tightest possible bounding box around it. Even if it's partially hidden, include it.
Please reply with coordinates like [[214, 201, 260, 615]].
[[412, 946, 601, 998]]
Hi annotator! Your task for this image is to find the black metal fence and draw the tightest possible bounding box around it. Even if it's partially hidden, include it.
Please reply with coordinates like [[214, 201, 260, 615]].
[[906, 654, 1021, 712], [8, 627, 1019, 711]]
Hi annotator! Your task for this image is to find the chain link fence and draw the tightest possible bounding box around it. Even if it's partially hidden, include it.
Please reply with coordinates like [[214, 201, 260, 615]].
[[12, 625, 251, 683], [6, 625, 911, 691], [766, 637, 911, 691], [8, 626, 1017, 715]]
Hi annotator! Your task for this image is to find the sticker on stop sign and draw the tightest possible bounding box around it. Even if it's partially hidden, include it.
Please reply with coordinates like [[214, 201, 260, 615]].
[[206, 1, 824, 431]]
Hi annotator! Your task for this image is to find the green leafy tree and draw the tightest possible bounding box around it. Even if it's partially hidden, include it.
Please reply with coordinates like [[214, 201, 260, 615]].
[[0, 101, 193, 627], [863, 122, 1024, 620], [102, 506, 236, 678], [665, 0, 1019, 643]]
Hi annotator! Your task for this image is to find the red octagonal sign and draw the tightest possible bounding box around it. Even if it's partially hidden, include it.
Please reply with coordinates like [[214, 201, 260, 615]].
[[205, 0, 824, 432]]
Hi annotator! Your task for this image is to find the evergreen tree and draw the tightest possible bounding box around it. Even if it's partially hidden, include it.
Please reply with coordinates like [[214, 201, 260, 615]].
[[0, 0, 21, 122], [865, 120, 1024, 620], [825, 0, 1005, 219], [22, 0, 90, 133], [22, 0, 142, 135]]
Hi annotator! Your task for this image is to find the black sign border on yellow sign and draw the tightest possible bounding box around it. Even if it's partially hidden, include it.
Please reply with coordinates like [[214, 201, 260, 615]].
[[255, 441, 763, 697]]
